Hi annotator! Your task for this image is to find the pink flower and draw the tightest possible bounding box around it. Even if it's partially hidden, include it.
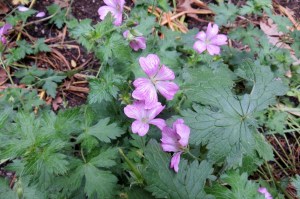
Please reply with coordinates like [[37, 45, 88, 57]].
[[17, 6, 29, 12], [124, 101, 166, 136], [0, 24, 12, 44], [36, 12, 46, 18], [161, 119, 190, 172], [132, 54, 179, 109], [123, 30, 146, 51], [258, 187, 273, 199], [193, 23, 227, 55], [98, 0, 125, 26]]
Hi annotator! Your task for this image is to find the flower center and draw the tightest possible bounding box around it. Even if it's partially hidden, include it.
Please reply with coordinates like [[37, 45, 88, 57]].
[[205, 39, 210, 44], [141, 117, 148, 123]]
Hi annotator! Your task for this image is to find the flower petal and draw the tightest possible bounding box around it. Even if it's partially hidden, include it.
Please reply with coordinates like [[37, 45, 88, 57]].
[[149, 118, 166, 130], [206, 23, 219, 40], [36, 12, 46, 18], [161, 127, 180, 152], [193, 40, 207, 54], [113, 13, 123, 26], [104, 0, 118, 7], [139, 54, 160, 78], [124, 102, 144, 120], [98, 6, 117, 20], [132, 120, 149, 136], [18, 6, 29, 12], [210, 34, 227, 46], [147, 103, 165, 120], [130, 37, 146, 51], [155, 65, 175, 81], [156, 81, 179, 100], [132, 78, 158, 109], [123, 30, 129, 38], [206, 44, 221, 55], [175, 123, 190, 147], [258, 187, 273, 199], [0, 24, 12, 36], [195, 31, 206, 41], [170, 152, 182, 173]]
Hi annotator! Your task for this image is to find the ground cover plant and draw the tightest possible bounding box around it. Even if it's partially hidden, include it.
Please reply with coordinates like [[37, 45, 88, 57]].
[[0, 0, 300, 198]]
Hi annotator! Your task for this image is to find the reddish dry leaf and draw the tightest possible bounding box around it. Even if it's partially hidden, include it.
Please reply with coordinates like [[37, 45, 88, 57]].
[[52, 96, 63, 111], [54, 0, 69, 8], [177, 0, 212, 22], [0, 68, 7, 85], [0, 2, 10, 14]]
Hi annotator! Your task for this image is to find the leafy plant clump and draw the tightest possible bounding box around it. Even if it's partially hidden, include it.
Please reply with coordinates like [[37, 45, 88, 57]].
[[0, 0, 300, 198]]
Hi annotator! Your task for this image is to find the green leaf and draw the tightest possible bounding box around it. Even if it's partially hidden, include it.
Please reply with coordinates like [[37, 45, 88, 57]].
[[84, 165, 117, 198], [47, 4, 67, 28], [229, 25, 266, 50], [70, 162, 117, 198], [206, 171, 265, 199], [89, 147, 118, 168], [292, 175, 300, 197], [88, 68, 123, 104], [182, 60, 287, 167], [209, 2, 239, 26], [144, 140, 214, 199], [87, 118, 124, 143], [33, 38, 51, 54], [67, 19, 94, 51], [291, 30, 300, 57]]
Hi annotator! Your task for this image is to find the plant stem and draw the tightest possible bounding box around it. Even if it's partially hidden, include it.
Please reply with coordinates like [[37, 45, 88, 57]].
[[185, 150, 200, 160], [0, 57, 14, 85], [80, 148, 87, 163], [118, 148, 143, 183]]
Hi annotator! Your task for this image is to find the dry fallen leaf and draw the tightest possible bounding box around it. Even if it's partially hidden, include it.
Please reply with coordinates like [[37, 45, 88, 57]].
[[0, 2, 10, 14], [12, 0, 29, 5], [54, 0, 69, 8], [0, 68, 7, 85], [177, 0, 212, 22], [52, 96, 63, 111]]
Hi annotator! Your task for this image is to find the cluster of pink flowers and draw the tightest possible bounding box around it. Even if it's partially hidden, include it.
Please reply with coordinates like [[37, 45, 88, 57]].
[[97, 1, 229, 173], [98, 0, 146, 51], [124, 54, 190, 172]]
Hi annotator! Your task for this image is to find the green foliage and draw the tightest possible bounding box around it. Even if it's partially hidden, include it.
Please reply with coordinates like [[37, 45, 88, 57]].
[[240, 0, 272, 15], [33, 38, 51, 54], [144, 140, 214, 199], [86, 117, 124, 143], [88, 68, 124, 104], [182, 60, 287, 167], [209, 2, 239, 26], [206, 171, 265, 199], [5, 39, 51, 64], [14, 67, 66, 97], [47, 4, 67, 28], [292, 175, 300, 197], [291, 30, 300, 57]]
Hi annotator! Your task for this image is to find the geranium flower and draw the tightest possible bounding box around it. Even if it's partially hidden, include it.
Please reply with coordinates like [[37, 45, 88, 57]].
[[98, 0, 125, 26], [36, 12, 46, 18], [258, 187, 273, 199], [17, 6, 29, 12], [161, 119, 190, 172], [132, 54, 179, 109], [124, 101, 166, 136], [123, 30, 146, 51], [193, 23, 227, 55], [0, 24, 12, 44]]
